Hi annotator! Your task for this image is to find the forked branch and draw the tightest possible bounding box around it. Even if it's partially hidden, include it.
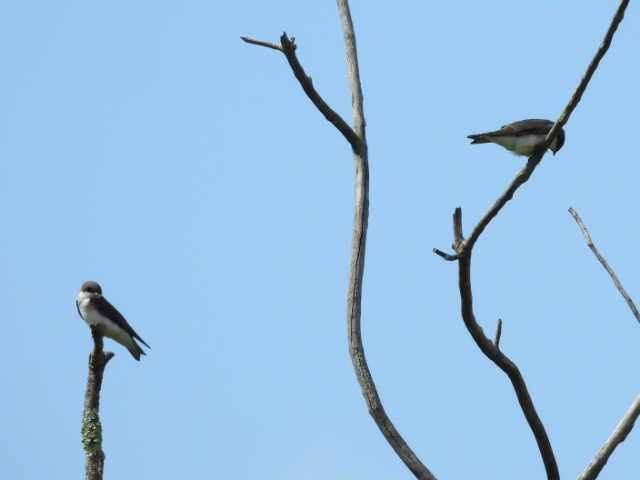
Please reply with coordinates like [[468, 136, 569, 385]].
[[240, 33, 363, 154], [434, 0, 630, 261], [243, 1, 436, 477], [452, 208, 559, 480], [434, 1, 631, 479]]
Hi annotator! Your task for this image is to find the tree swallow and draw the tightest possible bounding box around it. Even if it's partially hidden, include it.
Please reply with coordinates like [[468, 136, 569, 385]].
[[76, 281, 150, 360], [468, 119, 565, 156]]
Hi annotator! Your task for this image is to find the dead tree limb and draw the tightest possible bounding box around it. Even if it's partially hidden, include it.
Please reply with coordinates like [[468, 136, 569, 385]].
[[434, 2, 630, 479], [569, 207, 640, 323], [82, 328, 114, 480], [336, 2, 436, 477], [242, 1, 436, 478], [577, 396, 640, 480], [240, 34, 363, 153], [434, 0, 630, 262], [569, 207, 640, 479], [451, 208, 559, 480]]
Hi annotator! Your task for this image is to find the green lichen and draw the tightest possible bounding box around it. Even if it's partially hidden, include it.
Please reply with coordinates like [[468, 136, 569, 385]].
[[81, 409, 103, 455]]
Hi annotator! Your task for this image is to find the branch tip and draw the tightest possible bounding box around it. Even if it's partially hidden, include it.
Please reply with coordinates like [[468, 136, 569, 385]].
[[494, 319, 503, 349], [240, 35, 283, 52], [452, 208, 465, 253], [433, 248, 459, 261]]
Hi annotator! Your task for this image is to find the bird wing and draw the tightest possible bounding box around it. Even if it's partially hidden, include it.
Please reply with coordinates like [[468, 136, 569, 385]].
[[499, 119, 554, 136], [93, 296, 151, 348]]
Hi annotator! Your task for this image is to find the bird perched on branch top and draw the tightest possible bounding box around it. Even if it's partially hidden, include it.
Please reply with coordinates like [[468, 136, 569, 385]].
[[467, 119, 565, 156], [76, 281, 150, 360]]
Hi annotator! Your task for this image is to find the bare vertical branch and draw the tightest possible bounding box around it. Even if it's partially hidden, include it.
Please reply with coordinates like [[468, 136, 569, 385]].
[[242, 2, 436, 476], [336, 0, 365, 141], [569, 208, 640, 323], [337, 1, 435, 478], [82, 328, 114, 480], [577, 396, 640, 480]]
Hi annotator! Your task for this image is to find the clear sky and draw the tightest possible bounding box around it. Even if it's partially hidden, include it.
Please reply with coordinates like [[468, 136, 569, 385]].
[[1, 1, 639, 479]]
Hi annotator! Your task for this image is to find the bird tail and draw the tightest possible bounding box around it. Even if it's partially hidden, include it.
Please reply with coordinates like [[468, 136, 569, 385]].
[[467, 134, 491, 144], [127, 342, 146, 361]]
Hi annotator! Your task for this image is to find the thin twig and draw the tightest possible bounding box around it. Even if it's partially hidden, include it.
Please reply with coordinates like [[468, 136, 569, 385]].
[[577, 396, 640, 480], [433, 248, 459, 261], [240, 36, 283, 51], [82, 329, 114, 480], [433, 208, 465, 259], [453, 208, 464, 251], [434, 0, 630, 260], [569, 207, 640, 323], [554, 0, 630, 130], [494, 319, 503, 349]]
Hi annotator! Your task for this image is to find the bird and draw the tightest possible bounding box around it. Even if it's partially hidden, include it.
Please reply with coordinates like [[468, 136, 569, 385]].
[[467, 119, 565, 156], [76, 281, 150, 360]]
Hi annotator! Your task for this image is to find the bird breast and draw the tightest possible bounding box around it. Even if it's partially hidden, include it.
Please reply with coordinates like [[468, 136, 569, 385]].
[[492, 134, 544, 156]]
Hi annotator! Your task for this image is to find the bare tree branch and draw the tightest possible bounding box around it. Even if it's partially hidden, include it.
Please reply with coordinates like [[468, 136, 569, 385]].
[[433, 248, 458, 261], [452, 208, 560, 480], [243, 2, 436, 477], [569, 207, 640, 323], [241, 33, 363, 153], [82, 328, 114, 480], [569, 206, 640, 478], [577, 396, 640, 480], [554, 0, 630, 130], [240, 36, 282, 51], [434, 0, 630, 261], [336, 2, 436, 477], [431, 2, 631, 477]]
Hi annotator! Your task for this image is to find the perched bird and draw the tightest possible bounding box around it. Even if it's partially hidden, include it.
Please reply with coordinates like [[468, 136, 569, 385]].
[[76, 281, 150, 360], [468, 119, 565, 156]]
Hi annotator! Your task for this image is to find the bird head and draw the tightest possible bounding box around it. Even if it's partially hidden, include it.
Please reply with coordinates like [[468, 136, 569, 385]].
[[550, 127, 566, 156], [80, 280, 103, 297]]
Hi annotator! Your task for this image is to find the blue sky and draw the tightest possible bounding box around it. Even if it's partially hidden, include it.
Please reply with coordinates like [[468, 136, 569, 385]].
[[1, 1, 639, 478]]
